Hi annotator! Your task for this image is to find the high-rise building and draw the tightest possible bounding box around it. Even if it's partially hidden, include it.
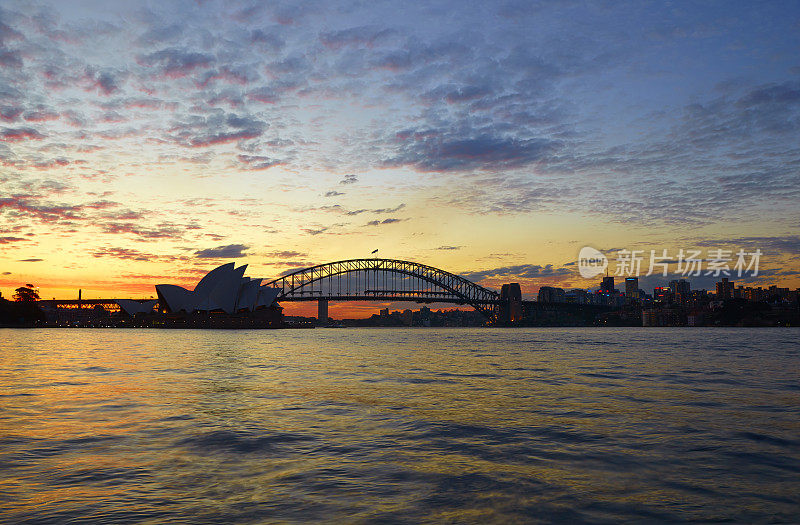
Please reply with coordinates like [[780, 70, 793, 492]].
[[716, 278, 734, 300], [625, 277, 638, 299], [669, 279, 690, 295], [654, 287, 672, 302], [538, 286, 566, 303], [601, 276, 615, 293]]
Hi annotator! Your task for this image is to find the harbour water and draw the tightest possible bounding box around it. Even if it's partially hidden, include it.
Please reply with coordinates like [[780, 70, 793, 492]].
[[1, 328, 798, 523]]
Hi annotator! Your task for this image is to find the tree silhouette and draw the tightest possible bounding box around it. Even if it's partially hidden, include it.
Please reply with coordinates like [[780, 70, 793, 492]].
[[13, 284, 40, 302]]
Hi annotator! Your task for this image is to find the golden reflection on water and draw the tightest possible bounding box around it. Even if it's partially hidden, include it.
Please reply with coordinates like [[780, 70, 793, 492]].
[[0, 327, 798, 522]]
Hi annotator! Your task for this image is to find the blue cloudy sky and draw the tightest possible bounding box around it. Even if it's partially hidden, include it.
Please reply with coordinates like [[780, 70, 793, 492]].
[[1, 0, 799, 307]]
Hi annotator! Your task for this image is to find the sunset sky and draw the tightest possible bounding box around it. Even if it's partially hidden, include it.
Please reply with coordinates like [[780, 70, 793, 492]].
[[1, 1, 799, 316]]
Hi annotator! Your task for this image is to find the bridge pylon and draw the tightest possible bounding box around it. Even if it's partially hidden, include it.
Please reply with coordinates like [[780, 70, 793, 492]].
[[499, 283, 522, 325], [318, 299, 328, 326]]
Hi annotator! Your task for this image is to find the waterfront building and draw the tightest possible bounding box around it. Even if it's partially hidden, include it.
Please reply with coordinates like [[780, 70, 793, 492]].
[[625, 277, 639, 301], [538, 286, 566, 303], [156, 263, 280, 314], [716, 278, 734, 300]]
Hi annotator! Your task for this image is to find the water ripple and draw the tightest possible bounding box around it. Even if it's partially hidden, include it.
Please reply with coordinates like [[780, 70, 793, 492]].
[[0, 327, 798, 523]]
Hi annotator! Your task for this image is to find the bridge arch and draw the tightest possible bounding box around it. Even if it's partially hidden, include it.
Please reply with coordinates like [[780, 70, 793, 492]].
[[262, 258, 500, 321]]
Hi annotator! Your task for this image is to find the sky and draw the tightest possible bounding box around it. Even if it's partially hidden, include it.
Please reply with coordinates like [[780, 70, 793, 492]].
[[1, 0, 799, 316]]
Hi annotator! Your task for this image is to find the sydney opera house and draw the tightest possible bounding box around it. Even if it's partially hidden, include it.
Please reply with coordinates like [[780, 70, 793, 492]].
[[155, 262, 280, 315], [37, 263, 284, 328]]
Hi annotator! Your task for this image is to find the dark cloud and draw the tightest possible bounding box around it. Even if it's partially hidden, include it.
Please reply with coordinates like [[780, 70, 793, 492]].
[[0, 196, 86, 222], [138, 47, 214, 78], [320, 26, 397, 50], [23, 109, 59, 122], [692, 236, 800, 255], [0, 127, 45, 142], [0, 236, 26, 244], [136, 22, 185, 46], [18, 258, 43, 262], [84, 67, 122, 95], [366, 218, 403, 226], [168, 112, 267, 148], [386, 130, 559, 172], [199, 65, 261, 87], [339, 174, 358, 185], [436, 245, 461, 250], [100, 222, 186, 240], [250, 29, 285, 51], [0, 14, 23, 45], [91, 246, 189, 263], [267, 250, 307, 259], [92, 247, 150, 261], [0, 106, 23, 122], [0, 49, 23, 68], [310, 203, 405, 216], [195, 244, 249, 258], [236, 154, 282, 170], [461, 264, 573, 282], [324, 190, 344, 197]]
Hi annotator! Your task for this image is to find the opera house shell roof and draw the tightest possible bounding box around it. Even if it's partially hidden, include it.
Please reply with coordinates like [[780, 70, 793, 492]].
[[155, 263, 280, 314], [116, 299, 158, 316]]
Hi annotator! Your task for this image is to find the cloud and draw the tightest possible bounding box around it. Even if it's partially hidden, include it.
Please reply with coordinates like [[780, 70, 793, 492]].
[[250, 29, 285, 51], [461, 264, 573, 282], [199, 65, 261, 87], [195, 244, 249, 258], [436, 245, 461, 250], [0, 106, 23, 122], [0, 0, 797, 289], [91, 247, 145, 261], [236, 154, 282, 170], [100, 222, 187, 240], [0, 127, 45, 142], [0, 196, 86, 222], [84, 67, 122, 95], [305, 203, 405, 216], [0, 236, 26, 244], [385, 130, 559, 172], [18, 258, 43, 262], [138, 47, 214, 78], [0, 49, 23, 68], [320, 26, 397, 50], [267, 250, 307, 258], [246, 87, 279, 104], [23, 109, 59, 122], [168, 112, 267, 148], [366, 218, 403, 226], [692, 235, 800, 255]]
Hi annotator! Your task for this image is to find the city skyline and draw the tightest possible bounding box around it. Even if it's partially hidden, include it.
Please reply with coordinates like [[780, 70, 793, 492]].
[[2, 1, 799, 318]]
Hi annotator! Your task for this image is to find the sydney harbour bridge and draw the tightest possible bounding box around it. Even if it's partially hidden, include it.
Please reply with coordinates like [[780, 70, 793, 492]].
[[262, 258, 523, 324]]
